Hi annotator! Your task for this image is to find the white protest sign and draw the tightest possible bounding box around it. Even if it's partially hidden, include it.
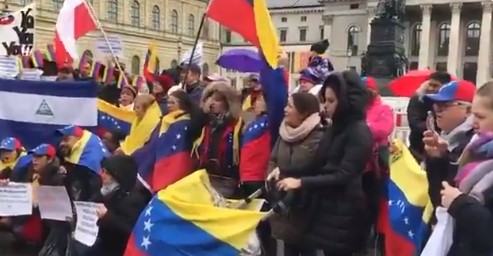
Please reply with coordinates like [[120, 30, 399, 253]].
[[180, 41, 203, 66], [95, 34, 123, 57], [37, 186, 73, 221], [74, 201, 100, 246], [41, 76, 57, 81], [0, 3, 36, 56], [21, 68, 43, 80], [0, 182, 32, 216], [0, 55, 20, 78]]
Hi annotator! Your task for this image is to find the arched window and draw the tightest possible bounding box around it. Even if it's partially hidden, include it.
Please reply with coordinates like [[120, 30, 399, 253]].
[[82, 50, 93, 59], [131, 55, 140, 75], [437, 22, 451, 56], [108, 0, 118, 22], [202, 63, 209, 77], [187, 14, 195, 36], [411, 23, 421, 56], [465, 22, 480, 56], [347, 25, 360, 56], [171, 10, 178, 34], [202, 20, 210, 39], [131, 1, 140, 27], [152, 5, 160, 30], [53, 0, 63, 10], [171, 59, 178, 68]]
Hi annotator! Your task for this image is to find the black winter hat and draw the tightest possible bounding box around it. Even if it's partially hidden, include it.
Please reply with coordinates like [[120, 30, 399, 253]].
[[101, 155, 138, 191], [310, 39, 330, 54]]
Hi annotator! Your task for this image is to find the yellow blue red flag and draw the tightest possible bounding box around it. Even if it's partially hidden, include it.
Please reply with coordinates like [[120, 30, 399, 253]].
[[97, 99, 135, 136], [124, 170, 265, 256]]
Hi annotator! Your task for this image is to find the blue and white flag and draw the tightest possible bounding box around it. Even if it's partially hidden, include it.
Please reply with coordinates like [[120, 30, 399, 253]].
[[0, 79, 98, 149]]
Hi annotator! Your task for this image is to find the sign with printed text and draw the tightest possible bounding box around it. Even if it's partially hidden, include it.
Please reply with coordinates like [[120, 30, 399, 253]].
[[0, 182, 32, 216], [74, 201, 100, 246], [0, 3, 36, 56], [95, 34, 123, 57]]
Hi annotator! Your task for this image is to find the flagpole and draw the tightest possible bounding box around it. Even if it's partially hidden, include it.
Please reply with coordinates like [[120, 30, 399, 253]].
[[182, 12, 207, 90], [83, 0, 129, 86]]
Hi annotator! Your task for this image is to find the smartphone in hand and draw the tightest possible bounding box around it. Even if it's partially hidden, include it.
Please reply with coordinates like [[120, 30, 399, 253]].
[[426, 111, 436, 133]]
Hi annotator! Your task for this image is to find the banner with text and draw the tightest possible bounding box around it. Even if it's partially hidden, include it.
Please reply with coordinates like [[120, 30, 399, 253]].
[[0, 3, 36, 56]]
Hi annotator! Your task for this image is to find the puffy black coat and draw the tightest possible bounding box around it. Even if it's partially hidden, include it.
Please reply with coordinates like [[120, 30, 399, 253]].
[[298, 71, 373, 253]]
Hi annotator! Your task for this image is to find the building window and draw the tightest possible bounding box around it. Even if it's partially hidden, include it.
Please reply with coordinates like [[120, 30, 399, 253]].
[[281, 17, 287, 22], [299, 28, 307, 42], [319, 26, 324, 40], [203, 63, 209, 77], [21, 0, 33, 5], [202, 20, 210, 39], [465, 21, 480, 56], [187, 14, 195, 36], [131, 1, 140, 27], [347, 25, 360, 56], [152, 5, 160, 30], [131, 55, 140, 75], [349, 4, 359, 9], [410, 61, 418, 70], [436, 62, 447, 71], [82, 50, 93, 59], [171, 59, 178, 68], [411, 23, 421, 56], [171, 10, 178, 34], [463, 62, 477, 84], [437, 22, 451, 56], [108, 0, 118, 22], [301, 16, 307, 22], [279, 29, 287, 42], [225, 30, 232, 43], [53, 0, 63, 10]]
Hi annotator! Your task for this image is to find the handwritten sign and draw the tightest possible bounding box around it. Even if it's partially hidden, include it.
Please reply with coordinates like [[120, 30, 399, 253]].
[[0, 3, 36, 56], [37, 186, 73, 221], [0, 182, 32, 216], [74, 201, 100, 246], [95, 34, 123, 57], [0, 56, 19, 78]]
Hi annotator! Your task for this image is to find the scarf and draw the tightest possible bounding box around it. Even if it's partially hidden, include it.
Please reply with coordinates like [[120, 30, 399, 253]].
[[454, 132, 493, 204], [279, 113, 320, 143], [441, 115, 474, 152], [101, 181, 120, 196]]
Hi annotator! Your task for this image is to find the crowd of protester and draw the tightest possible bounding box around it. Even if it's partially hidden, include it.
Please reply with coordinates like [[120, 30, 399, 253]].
[[0, 38, 492, 256]]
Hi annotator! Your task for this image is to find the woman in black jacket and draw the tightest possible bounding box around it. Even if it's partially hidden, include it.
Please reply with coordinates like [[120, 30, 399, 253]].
[[94, 155, 149, 256], [276, 71, 373, 256]]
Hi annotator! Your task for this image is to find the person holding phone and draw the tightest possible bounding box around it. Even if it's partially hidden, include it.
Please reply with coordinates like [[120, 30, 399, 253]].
[[422, 80, 475, 209]]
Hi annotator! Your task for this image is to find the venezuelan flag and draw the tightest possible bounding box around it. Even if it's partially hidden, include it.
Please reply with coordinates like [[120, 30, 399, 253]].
[[78, 54, 90, 71], [63, 129, 109, 173], [206, 0, 279, 68], [132, 110, 194, 193], [124, 170, 265, 256], [0, 151, 31, 175], [378, 139, 433, 256], [90, 61, 102, 79], [45, 44, 55, 62], [20, 56, 31, 68], [239, 114, 270, 182], [103, 65, 115, 85], [31, 50, 44, 68], [120, 101, 161, 155], [97, 99, 135, 136]]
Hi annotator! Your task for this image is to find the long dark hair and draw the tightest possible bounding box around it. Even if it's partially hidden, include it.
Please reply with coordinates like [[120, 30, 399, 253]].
[[169, 90, 204, 143]]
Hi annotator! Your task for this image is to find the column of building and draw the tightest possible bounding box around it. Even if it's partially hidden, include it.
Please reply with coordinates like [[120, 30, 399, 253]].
[[447, 3, 462, 76], [418, 5, 432, 69], [367, 8, 376, 46], [322, 14, 333, 42], [477, 2, 493, 87]]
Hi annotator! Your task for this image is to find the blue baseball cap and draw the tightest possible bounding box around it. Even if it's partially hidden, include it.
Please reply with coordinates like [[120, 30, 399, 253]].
[[57, 125, 83, 137], [29, 144, 56, 158], [424, 80, 476, 103], [0, 137, 22, 151]]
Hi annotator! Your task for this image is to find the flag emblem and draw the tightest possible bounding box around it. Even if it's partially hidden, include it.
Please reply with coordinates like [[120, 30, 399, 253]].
[[35, 100, 54, 116]]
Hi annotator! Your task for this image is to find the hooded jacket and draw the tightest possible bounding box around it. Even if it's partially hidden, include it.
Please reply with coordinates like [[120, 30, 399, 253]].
[[295, 71, 373, 253]]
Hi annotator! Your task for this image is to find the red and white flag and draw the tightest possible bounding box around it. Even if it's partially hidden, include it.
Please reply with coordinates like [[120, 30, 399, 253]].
[[54, 0, 97, 65]]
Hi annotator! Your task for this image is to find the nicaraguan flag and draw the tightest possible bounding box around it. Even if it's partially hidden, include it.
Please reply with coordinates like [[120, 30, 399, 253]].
[[0, 79, 98, 149]]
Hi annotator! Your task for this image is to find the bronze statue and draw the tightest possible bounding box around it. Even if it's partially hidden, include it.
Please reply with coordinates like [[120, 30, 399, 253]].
[[376, 0, 406, 21]]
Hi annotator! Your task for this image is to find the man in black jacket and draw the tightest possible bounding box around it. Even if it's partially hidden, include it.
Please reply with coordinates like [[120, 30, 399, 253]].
[[407, 71, 452, 162]]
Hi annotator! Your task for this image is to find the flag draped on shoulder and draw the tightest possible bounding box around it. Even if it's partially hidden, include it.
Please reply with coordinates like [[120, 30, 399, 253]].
[[125, 170, 265, 256], [63, 129, 109, 173], [54, 0, 97, 65], [206, 0, 279, 68], [120, 102, 161, 155], [97, 99, 135, 136], [133, 110, 194, 193], [240, 114, 270, 180], [378, 139, 433, 256], [0, 79, 98, 149]]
